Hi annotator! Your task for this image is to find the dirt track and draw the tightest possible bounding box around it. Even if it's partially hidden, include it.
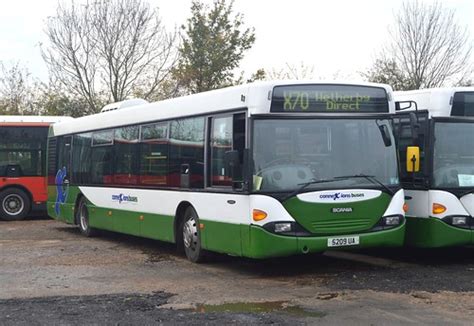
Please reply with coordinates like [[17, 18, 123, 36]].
[[0, 218, 473, 325]]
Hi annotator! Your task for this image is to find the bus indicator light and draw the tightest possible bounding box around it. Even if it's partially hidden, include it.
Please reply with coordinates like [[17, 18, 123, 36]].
[[252, 209, 267, 221], [403, 203, 409, 213], [432, 203, 446, 214]]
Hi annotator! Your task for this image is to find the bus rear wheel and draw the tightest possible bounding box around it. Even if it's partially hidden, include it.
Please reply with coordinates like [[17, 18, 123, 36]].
[[0, 188, 30, 221], [77, 198, 97, 237], [181, 207, 205, 263]]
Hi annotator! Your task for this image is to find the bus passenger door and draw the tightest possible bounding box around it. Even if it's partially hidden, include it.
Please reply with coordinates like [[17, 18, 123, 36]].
[[203, 113, 246, 256]]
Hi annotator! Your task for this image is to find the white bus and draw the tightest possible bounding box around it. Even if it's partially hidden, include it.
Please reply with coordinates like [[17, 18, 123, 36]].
[[47, 81, 405, 262], [394, 87, 474, 247]]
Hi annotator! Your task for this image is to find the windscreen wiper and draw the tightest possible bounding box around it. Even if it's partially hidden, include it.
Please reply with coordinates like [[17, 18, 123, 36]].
[[459, 188, 474, 197], [281, 174, 394, 202], [339, 174, 395, 196]]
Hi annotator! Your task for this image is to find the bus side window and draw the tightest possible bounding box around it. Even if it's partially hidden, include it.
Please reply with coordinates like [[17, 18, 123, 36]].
[[72, 133, 92, 184], [210, 115, 233, 187], [139, 122, 169, 187], [169, 117, 205, 189], [209, 112, 246, 188]]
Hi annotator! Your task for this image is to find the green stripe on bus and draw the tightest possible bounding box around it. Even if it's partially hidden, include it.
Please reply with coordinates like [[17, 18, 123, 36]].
[[405, 216, 472, 248], [242, 223, 405, 259]]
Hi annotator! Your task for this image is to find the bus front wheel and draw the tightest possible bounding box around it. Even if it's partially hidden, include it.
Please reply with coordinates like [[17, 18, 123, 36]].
[[77, 198, 97, 237], [0, 188, 30, 221], [181, 206, 205, 263]]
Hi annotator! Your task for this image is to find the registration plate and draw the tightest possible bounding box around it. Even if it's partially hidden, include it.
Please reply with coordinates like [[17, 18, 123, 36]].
[[327, 236, 360, 247]]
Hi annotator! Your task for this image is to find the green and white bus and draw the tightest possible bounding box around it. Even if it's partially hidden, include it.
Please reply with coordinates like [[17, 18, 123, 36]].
[[48, 81, 406, 262], [394, 87, 474, 247]]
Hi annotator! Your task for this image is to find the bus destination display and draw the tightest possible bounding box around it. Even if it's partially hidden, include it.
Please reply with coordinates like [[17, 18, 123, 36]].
[[270, 85, 389, 113]]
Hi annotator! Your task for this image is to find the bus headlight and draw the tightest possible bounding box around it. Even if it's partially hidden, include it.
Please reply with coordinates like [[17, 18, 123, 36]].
[[371, 215, 404, 231], [452, 216, 467, 226], [274, 223, 292, 233], [383, 215, 401, 226], [442, 215, 471, 229], [261, 221, 312, 236]]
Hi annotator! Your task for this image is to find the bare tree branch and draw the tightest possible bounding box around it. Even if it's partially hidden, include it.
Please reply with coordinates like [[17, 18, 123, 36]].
[[41, 0, 179, 114], [387, 0, 473, 89]]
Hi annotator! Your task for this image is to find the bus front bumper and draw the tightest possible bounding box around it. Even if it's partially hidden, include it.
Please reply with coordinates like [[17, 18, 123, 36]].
[[405, 216, 473, 248], [243, 222, 405, 259]]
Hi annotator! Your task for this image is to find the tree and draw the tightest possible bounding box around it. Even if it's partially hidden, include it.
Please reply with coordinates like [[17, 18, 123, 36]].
[[174, 0, 255, 93], [42, 0, 178, 114], [37, 79, 93, 118], [266, 62, 316, 80], [0, 62, 42, 115], [246, 69, 267, 83], [361, 58, 413, 91], [366, 0, 472, 89]]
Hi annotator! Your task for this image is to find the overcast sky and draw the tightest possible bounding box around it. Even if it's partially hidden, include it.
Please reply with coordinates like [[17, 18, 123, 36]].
[[0, 0, 473, 82]]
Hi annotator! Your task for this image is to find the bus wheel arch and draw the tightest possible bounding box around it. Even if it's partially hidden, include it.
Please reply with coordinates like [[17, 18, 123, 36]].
[[0, 186, 32, 221]]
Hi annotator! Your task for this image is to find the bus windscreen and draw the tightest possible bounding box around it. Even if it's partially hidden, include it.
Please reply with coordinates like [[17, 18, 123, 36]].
[[451, 92, 474, 117], [270, 84, 389, 113]]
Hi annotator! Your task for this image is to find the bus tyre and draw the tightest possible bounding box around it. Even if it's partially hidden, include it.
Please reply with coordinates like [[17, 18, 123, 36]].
[[181, 207, 205, 263], [0, 188, 30, 221], [77, 198, 97, 237]]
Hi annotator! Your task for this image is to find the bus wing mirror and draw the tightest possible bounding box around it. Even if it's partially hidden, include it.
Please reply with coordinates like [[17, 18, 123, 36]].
[[395, 100, 418, 111], [378, 124, 392, 147], [406, 146, 420, 173]]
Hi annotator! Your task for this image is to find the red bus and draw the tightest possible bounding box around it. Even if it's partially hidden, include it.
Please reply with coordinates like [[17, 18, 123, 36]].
[[0, 116, 71, 220]]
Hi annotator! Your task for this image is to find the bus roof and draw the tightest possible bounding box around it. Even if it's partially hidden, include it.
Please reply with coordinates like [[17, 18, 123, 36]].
[[394, 87, 474, 117], [51, 80, 394, 136], [0, 115, 73, 124]]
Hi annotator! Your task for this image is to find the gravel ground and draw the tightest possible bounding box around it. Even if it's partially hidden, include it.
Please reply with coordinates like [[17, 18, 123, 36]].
[[0, 292, 310, 326], [0, 218, 473, 325]]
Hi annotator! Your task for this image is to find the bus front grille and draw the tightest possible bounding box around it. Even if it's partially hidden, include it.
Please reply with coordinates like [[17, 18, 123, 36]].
[[309, 218, 372, 234]]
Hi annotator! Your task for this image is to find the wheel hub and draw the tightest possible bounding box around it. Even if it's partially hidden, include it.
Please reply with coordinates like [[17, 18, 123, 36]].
[[183, 217, 198, 250], [2, 195, 24, 216]]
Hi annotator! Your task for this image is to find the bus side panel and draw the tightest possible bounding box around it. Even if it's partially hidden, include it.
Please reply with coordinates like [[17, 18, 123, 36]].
[[113, 208, 141, 236], [0, 177, 48, 203], [405, 190, 473, 247], [405, 216, 471, 247], [200, 220, 243, 256], [47, 185, 81, 224], [73, 187, 250, 251], [140, 213, 175, 243], [404, 190, 430, 221]]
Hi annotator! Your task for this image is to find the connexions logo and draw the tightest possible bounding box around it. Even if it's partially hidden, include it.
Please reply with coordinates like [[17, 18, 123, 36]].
[[112, 193, 138, 204], [319, 192, 365, 201]]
